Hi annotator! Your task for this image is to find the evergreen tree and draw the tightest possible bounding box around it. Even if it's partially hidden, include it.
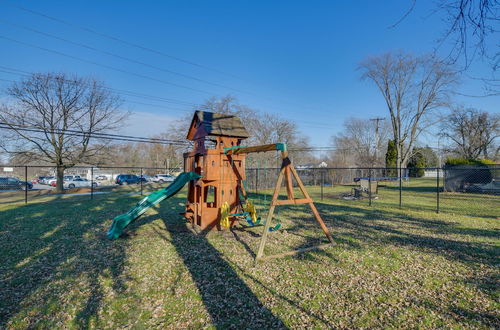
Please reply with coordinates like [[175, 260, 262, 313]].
[[408, 149, 426, 177], [385, 140, 397, 175]]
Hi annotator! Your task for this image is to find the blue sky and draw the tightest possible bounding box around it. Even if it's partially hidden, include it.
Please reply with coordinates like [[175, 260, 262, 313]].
[[0, 0, 498, 148]]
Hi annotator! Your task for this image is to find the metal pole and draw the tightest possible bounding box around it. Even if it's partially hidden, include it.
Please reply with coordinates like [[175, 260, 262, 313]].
[[321, 170, 324, 201], [368, 168, 372, 206], [90, 166, 94, 200], [24, 166, 28, 204], [436, 167, 440, 213], [255, 168, 258, 195], [140, 167, 143, 196], [399, 167, 402, 208]]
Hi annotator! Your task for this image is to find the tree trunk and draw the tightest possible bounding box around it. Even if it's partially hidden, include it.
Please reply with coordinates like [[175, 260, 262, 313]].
[[396, 142, 402, 170], [56, 166, 65, 193]]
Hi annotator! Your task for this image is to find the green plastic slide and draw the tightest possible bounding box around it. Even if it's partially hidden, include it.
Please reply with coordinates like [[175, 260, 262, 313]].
[[107, 171, 201, 239]]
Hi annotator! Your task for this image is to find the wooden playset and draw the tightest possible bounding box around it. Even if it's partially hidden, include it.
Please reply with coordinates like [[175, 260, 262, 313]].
[[108, 111, 333, 261], [182, 111, 333, 261]]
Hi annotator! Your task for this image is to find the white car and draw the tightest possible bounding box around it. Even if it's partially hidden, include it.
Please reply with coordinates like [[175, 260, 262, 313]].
[[47, 178, 58, 186], [64, 178, 99, 189], [64, 175, 81, 181], [41, 176, 55, 185], [152, 174, 175, 183]]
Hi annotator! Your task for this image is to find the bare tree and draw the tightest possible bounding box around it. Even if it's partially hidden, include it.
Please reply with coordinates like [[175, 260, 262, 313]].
[[440, 106, 499, 159], [438, 0, 499, 95], [437, 0, 499, 69], [392, 0, 499, 94], [165, 95, 312, 166], [0, 73, 125, 192], [330, 117, 391, 167], [359, 52, 457, 168]]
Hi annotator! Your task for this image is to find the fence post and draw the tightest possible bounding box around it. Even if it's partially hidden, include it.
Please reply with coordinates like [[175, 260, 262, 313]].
[[321, 169, 324, 201], [90, 166, 94, 200], [140, 168, 143, 195], [368, 168, 372, 206], [24, 165, 28, 204], [399, 167, 402, 208], [255, 168, 258, 195], [436, 167, 440, 213]]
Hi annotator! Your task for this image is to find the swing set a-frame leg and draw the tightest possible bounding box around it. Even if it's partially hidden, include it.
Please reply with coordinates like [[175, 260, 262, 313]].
[[255, 166, 285, 261], [255, 158, 333, 263]]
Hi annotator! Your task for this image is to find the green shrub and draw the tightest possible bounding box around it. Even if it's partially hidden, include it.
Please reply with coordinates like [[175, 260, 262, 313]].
[[408, 151, 426, 177], [445, 158, 496, 166]]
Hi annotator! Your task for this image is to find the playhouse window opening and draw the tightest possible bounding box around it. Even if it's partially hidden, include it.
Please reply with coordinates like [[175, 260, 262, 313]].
[[204, 185, 217, 207], [204, 137, 216, 149]]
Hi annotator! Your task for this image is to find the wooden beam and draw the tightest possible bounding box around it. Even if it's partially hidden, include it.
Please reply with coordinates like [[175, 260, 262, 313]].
[[225, 144, 278, 155], [256, 243, 334, 261], [273, 198, 312, 205]]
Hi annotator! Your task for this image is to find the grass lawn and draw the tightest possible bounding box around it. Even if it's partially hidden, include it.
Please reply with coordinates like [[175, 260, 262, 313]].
[[0, 179, 499, 328]]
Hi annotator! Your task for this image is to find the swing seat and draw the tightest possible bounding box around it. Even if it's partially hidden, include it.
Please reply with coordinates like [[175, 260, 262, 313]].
[[268, 223, 281, 232], [244, 216, 261, 227]]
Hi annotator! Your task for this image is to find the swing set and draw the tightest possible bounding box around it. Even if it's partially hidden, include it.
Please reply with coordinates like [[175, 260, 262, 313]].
[[183, 111, 333, 262]]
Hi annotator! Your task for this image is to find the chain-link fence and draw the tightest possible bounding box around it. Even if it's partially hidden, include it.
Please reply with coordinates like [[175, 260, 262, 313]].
[[1, 164, 498, 218], [0, 165, 183, 205], [245, 165, 499, 217]]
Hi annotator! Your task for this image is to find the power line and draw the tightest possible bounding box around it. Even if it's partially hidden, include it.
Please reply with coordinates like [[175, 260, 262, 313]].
[[0, 66, 342, 131], [0, 1, 334, 115], [0, 122, 190, 146], [0, 35, 218, 95], [0, 71, 195, 115], [0, 66, 344, 132], [0, 18, 251, 94], [0, 65, 199, 108], [0, 0, 244, 80]]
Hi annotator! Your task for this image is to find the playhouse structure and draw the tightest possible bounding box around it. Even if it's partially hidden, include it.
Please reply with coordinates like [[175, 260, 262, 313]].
[[182, 111, 249, 230]]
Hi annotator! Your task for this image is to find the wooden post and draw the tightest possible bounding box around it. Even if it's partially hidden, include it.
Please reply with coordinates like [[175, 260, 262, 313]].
[[285, 166, 294, 200], [255, 166, 285, 261], [289, 165, 333, 243], [255, 157, 334, 263]]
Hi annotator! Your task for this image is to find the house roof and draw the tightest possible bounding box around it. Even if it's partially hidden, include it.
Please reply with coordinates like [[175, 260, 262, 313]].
[[187, 111, 249, 140]]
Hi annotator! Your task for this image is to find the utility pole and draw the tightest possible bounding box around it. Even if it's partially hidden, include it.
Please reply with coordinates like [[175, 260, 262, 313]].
[[370, 117, 385, 162]]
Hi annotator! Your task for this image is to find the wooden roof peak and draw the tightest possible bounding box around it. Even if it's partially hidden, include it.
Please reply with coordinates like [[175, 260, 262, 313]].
[[187, 111, 249, 140]]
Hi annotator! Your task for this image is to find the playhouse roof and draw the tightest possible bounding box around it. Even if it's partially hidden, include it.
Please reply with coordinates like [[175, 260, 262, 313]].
[[187, 111, 249, 140]]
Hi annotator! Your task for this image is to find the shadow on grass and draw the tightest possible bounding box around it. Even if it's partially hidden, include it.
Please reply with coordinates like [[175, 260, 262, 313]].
[[134, 202, 286, 329], [0, 195, 135, 328], [307, 202, 500, 267]]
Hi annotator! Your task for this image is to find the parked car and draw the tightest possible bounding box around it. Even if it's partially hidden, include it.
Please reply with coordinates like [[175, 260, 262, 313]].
[[33, 176, 47, 184], [138, 174, 152, 182], [47, 178, 58, 187], [95, 175, 109, 181], [64, 175, 81, 181], [115, 174, 140, 185], [64, 178, 98, 189], [152, 174, 176, 183], [0, 177, 33, 190], [41, 176, 55, 185]]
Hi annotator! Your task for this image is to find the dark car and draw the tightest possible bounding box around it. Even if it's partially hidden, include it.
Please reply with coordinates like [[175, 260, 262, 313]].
[[115, 174, 140, 185], [0, 177, 33, 190]]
